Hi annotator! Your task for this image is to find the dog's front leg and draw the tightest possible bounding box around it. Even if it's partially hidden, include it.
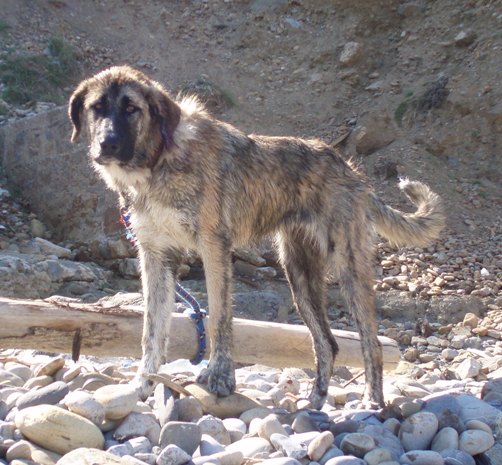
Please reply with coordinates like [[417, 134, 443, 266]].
[[196, 238, 235, 397], [133, 245, 176, 400]]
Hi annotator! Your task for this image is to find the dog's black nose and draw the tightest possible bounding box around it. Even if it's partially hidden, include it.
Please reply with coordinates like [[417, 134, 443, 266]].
[[100, 134, 120, 156]]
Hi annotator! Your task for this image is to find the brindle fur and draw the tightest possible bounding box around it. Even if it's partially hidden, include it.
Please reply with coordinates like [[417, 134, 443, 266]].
[[69, 66, 445, 408]]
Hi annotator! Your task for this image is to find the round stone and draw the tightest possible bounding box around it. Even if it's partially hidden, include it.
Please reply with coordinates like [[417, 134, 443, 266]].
[[16, 381, 69, 410], [399, 411, 439, 451], [340, 433, 376, 458], [64, 390, 105, 426], [363, 447, 392, 465], [159, 421, 202, 455], [15, 404, 104, 455], [400, 450, 444, 465], [157, 444, 192, 465], [198, 415, 231, 445], [431, 427, 459, 451], [440, 448, 475, 465], [93, 384, 138, 420], [308, 431, 334, 462], [257, 414, 288, 441], [225, 437, 272, 458], [56, 447, 123, 464], [459, 429, 495, 455], [113, 411, 161, 445]]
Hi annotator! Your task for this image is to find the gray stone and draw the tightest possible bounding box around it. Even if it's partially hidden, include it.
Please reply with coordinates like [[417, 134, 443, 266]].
[[339, 42, 363, 66], [156, 444, 192, 465], [308, 431, 334, 462], [93, 384, 139, 420], [153, 384, 178, 426], [257, 414, 288, 441], [459, 429, 494, 455], [478, 444, 502, 465], [399, 411, 439, 451], [319, 446, 344, 465], [225, 437, 273, 458], [34, 238, 71, 258], [198, 415, 231, 446], [360, 424, 404, 461], [259, 459, 301, 465], [108, 443, 133, 457], [423, 393, 502, 431], [292, 411, 319, 433], [199, 433, 225, 456], [401, 450, 444, 464], [269, 433, 307, 459], [113, 412, 161, 445], [455, 358, 481, 379], [340, 433, 375, 458], [323, 456, 365, 465], [176, 396, 203, 422], [222, 418, 247, 442], [431, 427, 459, 451], [56, 447, 123, 464], [159, 421, 201, 455], [16, 381, 69, 410], [125, 436, 151, 454], [363, 447, 392, 465], [64, 390, 105, 426], [440, 449, 475, 465]]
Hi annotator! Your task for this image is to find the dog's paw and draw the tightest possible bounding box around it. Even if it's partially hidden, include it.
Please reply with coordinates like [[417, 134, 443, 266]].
[[131, 373, 155, 401], [308, 389, 327, 410], [197, 358, 235, 397]]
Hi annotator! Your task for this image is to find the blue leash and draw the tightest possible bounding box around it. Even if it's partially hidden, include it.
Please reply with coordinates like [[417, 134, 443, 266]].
[[120, 210, 207, 365]]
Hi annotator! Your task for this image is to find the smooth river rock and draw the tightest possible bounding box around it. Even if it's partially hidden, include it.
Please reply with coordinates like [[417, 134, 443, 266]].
[[15, 404, 105, 455]]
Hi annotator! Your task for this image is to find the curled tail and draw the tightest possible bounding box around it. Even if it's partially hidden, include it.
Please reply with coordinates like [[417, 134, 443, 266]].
[[370, 179, 445, 247]]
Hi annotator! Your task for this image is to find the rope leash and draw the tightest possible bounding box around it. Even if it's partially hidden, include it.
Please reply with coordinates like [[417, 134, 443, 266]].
[[120, 209, 207, 365]]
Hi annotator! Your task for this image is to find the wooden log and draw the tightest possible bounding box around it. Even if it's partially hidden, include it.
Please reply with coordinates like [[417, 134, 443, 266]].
[[0, 297, 400, 371]]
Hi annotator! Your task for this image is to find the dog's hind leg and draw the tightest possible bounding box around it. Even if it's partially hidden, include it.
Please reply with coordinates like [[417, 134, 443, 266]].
[[134, 246, 177, 400], [277, 227, 338, 409], [333, 215, 384, 407]]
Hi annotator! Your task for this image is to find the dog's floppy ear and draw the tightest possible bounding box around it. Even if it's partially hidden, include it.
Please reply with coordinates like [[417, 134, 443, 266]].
[[68, 83, 88, 143], [148, 88, 181, 149]]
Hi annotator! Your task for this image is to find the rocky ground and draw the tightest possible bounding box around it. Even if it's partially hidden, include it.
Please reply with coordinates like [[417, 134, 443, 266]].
[[1, 165, 502, 464]]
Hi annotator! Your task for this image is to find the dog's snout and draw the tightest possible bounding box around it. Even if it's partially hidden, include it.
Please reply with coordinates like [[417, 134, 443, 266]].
[[100, 133, 120, 156]]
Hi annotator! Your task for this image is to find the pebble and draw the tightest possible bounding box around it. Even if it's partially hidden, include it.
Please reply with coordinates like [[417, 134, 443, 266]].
[[92, 383, 139, 420], [15, 404, 104, 454], [15, 381, 69, 410], [56, 447, 123, 464], [459, 429, 495, 455], [399, 411, 439, 451], [340, 433, 375, 458], [308, 431, 334, 461], [225, 437, 272, 458], [270, 433, 308, 459], [159, 421, 201, 455], [113, 411, 161, 444], [257, 414, 288, 440], [157, 444, 192, 465], [431, 427, 459, 451], [400, 450, 444, 465], [64, 390, 106, 425]]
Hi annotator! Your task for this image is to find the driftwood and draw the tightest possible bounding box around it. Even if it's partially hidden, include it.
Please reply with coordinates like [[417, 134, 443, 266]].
[[0, 297, 400, 371]]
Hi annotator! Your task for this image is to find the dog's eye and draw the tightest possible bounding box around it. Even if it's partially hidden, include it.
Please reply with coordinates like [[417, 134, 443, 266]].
[[92, 102, 104, 112], [125, 104, 139, 115]]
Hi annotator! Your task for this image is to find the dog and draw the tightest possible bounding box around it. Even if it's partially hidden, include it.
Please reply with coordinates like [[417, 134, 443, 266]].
[[69, 66, 444, 408]]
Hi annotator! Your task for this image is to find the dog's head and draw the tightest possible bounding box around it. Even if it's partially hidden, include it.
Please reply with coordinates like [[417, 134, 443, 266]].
[[69, 66, 180, 169]]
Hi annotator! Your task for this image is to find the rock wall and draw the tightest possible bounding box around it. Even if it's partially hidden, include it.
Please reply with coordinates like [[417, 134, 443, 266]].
[[0, 108, 120, 243]]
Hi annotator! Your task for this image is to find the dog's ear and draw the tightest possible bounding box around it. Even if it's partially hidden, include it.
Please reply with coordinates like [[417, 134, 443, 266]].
[[68, 83, 88, 143], [148, 89, 181, 149]]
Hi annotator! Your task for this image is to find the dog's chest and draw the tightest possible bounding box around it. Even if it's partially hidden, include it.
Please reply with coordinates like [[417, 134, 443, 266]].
[[132, 202, 197, 250]]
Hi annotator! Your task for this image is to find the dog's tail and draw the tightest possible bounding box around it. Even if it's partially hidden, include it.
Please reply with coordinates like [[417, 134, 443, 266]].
[[370, 179, 445, 247]]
